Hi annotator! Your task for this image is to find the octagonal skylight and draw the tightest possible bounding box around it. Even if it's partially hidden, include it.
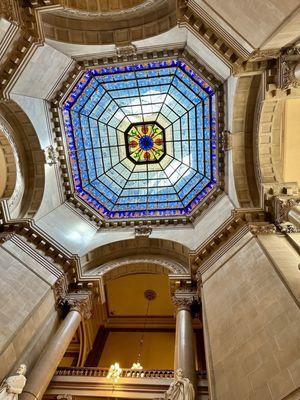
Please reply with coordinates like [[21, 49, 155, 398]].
[[62, 60, 217, 219]]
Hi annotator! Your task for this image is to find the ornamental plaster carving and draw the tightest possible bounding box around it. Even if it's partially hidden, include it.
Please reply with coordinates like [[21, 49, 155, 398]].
[[53, 275, 68, 304], [116, 45, 137, 58], [134, 225, 152, 238], [272, 196, 299, 225], [249, 49, 281, 62], [59, 0, 166, 19], [0, 0, 19, 23], [171, 295, 195, 310], [169, 275, 197, 311], [57, 395, 72, 400], [59, 292, 93, 320], [0, 117, 23, 212], [0, 231, 14, 244], [88, 255, 188, 278], [44, 145, 59, 166], [279, 59, 300, 90], [248, 223, 276, 235], [276, 222, 300, 234]]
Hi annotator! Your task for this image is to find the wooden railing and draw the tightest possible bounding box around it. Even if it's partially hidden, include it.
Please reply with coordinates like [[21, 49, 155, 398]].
[[55, 366, 207, 380], [56, 367, 174, 379]]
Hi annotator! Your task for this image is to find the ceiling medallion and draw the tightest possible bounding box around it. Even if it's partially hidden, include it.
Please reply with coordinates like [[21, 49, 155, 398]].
[[144, 289, 157, 300], [126, 122, 165, 163], [61, 59, 218, 221]]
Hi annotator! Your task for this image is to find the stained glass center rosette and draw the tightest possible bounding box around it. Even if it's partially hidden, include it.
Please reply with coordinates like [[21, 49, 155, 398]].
[[126, 123, 165, 163]]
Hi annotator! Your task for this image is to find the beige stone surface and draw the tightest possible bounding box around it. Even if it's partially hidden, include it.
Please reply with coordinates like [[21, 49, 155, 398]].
[[202, 238, 300, 400], [11, 44, 73, 99], [0, 244, 56, 380], [203, 0, 300, 48], [258, 234, 300, 302]]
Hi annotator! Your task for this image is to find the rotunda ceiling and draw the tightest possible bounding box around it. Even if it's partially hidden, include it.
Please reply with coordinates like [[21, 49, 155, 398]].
[[61, 59, 219, 221]]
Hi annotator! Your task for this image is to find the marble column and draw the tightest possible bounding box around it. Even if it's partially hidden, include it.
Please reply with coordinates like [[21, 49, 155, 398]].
[[273, 196, 300, 231], [174, 299, 197, 390], [287, 204, 300, 228], [20, 296, 91, 400], [170, 276, 197, 393]]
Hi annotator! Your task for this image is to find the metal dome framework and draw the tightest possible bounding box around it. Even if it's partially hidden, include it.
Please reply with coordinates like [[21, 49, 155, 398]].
[[58, 54, 224, 224]]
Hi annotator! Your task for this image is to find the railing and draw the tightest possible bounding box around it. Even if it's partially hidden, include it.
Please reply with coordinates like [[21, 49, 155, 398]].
[[55, 366, 207, 380]]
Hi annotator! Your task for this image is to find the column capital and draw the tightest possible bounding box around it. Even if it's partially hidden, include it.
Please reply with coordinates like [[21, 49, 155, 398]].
[[273, 196, 299, 224], [169, 275, 197, 312], [58, 292, 93, 320]]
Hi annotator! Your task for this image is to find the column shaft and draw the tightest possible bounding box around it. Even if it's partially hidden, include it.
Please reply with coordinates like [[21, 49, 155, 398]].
[[174, 308, 197, 391], [21, 310, 81, 400], [288, 205, 300, 227]]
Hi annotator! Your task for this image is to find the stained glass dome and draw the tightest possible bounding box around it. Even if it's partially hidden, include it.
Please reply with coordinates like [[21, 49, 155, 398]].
[[62, 60, 217, 219]]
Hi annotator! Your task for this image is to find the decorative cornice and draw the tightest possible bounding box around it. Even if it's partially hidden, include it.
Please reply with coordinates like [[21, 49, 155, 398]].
[[190, 208, 266, 275], [0, 230, 15, 243], [0, 0, 62, 99], [0, 199, 79, 272], [177, 0, 246, 67], [248, 223, 276, 235], [0, 0, 19, 23]]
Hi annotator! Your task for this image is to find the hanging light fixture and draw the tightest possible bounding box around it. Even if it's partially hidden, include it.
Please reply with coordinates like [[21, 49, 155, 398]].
[[107, 362, 122, 382], [131, 289, 156, 370]]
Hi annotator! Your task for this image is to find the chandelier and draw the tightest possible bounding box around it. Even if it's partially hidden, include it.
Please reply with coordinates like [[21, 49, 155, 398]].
[[131, 289, 156, 370], [107, 362, 122, 382]]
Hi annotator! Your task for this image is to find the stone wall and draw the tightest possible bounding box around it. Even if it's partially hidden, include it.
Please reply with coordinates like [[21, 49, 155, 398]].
[[202, 233, 300, 400], [0, 236, 60, 381]]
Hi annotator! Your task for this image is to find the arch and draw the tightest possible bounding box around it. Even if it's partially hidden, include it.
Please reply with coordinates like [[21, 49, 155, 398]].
[[0, 101, 45, 218], [0, 128, 17, 199], [41, 0, 177, 45], [81, 237, 190, 276], [231, 75, 261, 207], [258, 98, 284, 184]]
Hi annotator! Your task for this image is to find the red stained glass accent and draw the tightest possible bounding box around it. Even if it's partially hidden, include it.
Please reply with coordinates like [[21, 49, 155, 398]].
[[141, 125, 149, 134], [144, 151, 150, 160], [129, 140, 137, 147]]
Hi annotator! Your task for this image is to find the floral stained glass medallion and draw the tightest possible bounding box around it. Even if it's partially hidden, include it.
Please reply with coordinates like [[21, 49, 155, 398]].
[[61, 59, 218, 220], [126, 123, 165, 163]]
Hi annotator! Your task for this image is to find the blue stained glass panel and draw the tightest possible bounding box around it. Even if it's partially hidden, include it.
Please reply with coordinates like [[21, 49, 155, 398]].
[[62, 60, 218, 219]]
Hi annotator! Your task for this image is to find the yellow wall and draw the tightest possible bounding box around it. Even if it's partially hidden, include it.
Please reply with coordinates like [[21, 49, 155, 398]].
[[106, 274, 174, 316], [99, 331, 175, 369], [284, 99, 300, 184]]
